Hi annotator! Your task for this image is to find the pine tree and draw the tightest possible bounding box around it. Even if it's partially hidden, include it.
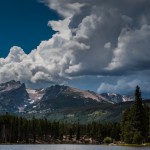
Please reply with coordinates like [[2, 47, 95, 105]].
[[121, 108, 133, 143], [32, 116, 36, 143], [121, 86, 149, 144], [69, 128, 73, 140], [131, 86, 148, 141], [76, 119, 80, 141]]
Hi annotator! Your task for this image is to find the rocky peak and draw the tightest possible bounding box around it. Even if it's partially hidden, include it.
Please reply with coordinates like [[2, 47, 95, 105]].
[[0, 80, 29, 112], [0, 80, 22, 92]]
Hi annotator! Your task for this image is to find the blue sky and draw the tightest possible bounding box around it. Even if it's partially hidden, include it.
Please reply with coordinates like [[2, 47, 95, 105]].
[[0, 0, 59, 57], [0, 0, 150, 96]]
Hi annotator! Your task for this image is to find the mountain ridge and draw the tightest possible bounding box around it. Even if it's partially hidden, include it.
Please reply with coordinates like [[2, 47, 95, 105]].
[[0, 80, 134, 112], [0, 80, 141, 123]]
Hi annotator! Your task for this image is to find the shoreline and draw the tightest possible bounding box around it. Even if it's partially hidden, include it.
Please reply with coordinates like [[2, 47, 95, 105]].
[[0, 142, 150, 147]]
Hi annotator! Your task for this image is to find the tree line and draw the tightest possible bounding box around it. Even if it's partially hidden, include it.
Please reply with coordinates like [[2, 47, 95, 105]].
[[0, 86, 149, 144], [0, 113, 120, 144]]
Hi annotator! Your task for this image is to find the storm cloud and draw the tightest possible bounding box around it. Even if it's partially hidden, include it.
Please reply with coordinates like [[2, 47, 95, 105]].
[[0, 0, 150, 93]]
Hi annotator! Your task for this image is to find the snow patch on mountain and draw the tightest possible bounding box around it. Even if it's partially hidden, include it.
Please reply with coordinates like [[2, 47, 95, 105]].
[[26, 89, 45, 102], [101, 93, 133, 103]]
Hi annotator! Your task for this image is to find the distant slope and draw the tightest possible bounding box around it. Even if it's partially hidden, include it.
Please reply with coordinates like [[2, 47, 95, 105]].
[[101, 93, 133, 103], [24, 99, 150, 123]]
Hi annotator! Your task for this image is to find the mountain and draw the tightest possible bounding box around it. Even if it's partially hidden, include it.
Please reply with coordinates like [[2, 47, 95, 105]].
[[0, 81, 133, 113], [0, 80, 29, 112], [101, 93, 133, 103], [0, 80, 146, 123], [25, 85, 111, 112]]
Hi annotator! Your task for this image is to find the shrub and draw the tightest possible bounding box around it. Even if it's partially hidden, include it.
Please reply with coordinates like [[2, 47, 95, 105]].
[[103, 137, 112, 144]]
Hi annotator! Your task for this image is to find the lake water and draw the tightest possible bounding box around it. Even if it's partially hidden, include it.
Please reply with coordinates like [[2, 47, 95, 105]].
[[0, 145, 149, 150]]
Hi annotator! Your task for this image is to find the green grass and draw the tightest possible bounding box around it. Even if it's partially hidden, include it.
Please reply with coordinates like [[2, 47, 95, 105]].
[[118, 143, 150, 147]]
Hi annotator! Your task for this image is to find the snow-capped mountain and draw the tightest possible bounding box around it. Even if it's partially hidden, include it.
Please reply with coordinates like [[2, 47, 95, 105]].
[[0, 80, 134, 113], [101, 93, 133, 103], [26, 85, 111, 111]]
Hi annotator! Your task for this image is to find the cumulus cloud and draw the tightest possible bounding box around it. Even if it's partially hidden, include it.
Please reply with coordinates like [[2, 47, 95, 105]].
[[38, 0, 150, 76], [0, 0, 150, 92], [97, 76, 150, 97], [40, 0, 86, 18], [107, 25, 150, 72]]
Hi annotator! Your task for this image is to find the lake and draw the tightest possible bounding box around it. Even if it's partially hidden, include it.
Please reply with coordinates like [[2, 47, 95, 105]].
[[0, 145, 149, 150]]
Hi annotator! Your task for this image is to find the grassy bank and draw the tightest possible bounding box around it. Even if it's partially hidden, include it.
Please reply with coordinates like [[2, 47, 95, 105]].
[[118, 143, 150, 147]]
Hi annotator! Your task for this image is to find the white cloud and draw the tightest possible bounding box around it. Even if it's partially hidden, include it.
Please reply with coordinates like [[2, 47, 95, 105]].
[[40, 0, 85, 17], [48, 17, 72, 40], [97, 77, 150, 96], [104, 42, 111, 49], [98, 79, 140, 94], [0, 15, 90, 85]]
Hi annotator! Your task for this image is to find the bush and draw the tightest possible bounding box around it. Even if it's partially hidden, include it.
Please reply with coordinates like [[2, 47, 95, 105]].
[[103, 137, 112, 144]]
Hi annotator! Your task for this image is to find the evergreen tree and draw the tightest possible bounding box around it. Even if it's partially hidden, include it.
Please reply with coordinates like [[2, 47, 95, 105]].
[[76, 119, 80, 141], [121, 108, 133, 143], [69, 128, 73, 140], [132, 86, 148, 141], [24, 120, 29, 143], [121, 86, 149, 144], [32, 116, 36, 143]]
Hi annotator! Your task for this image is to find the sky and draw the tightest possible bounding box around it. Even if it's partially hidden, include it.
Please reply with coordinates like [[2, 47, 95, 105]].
[[0, 0, 59, 57], [0, 0, 150, 96]]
